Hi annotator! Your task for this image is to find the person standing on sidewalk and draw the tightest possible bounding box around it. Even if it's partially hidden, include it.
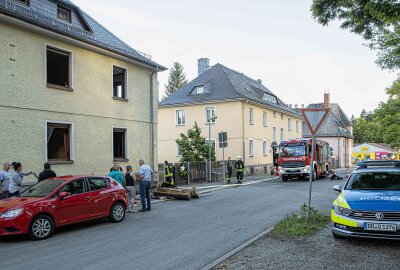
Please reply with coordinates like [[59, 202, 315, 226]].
[[137, 159, 153, 212], [9, 162, 37, 197], [0, 162, 12, 199], [108, 166, 125, 187], [226, 157, 233, 184], [37, 163, 56, 182], [125, 165, 137, 213], [164, 160, 175, 187], [235, 156, 244, 184]]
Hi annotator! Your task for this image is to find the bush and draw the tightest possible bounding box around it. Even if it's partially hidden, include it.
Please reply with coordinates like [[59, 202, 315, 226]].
[[271, 203, 328, 238]]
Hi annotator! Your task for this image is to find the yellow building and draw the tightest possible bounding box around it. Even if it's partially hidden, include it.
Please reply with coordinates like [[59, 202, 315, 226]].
[[352, 143, 399, 161], [158, 59, 302, 166], [0, 0, 165, 175]]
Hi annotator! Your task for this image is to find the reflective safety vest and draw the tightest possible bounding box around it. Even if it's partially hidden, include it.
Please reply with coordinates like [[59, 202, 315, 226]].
[[235, 161, 244, 172], [165, 165, 173, 177]]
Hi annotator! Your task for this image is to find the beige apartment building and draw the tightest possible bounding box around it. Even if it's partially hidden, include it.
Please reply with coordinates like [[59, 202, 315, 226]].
[[158, 59, 302, 166], [0, 0, 165, 175]]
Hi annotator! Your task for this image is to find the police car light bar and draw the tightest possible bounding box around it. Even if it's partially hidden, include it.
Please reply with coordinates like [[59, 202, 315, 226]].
[[357, 160, 400, 168]]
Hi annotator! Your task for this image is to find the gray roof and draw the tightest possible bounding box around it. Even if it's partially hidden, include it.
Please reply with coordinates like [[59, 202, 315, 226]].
[[302, 103, 354, 139], [0, 0, 166, 70], [159, 63, 301, 116]]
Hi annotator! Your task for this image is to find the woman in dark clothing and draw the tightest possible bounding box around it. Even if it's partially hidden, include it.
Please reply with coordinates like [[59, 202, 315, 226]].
[[125, 165, 136, 213]]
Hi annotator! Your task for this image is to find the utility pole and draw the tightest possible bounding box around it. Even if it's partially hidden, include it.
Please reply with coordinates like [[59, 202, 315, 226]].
[[207, 115, 217, 182]]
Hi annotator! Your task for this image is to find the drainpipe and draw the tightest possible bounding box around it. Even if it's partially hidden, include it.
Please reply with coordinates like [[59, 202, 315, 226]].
[[242, 100, 248, 164], [150, 67, 159, 171]]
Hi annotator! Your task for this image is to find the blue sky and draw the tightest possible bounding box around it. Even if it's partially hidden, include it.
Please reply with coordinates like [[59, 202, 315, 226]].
[[73, 0, 397, 117]]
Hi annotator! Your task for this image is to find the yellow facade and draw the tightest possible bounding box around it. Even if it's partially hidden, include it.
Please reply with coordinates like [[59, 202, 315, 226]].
[[158, 101, 302, 165], [0, 21, 159, 175]]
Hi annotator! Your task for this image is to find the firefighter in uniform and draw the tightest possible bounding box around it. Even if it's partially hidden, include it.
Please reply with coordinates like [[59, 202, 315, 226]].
[[235, 156, 244, 184], [226, 157, 233, 184], [179, 163, 188, 183], [163, 160, 175, 187]]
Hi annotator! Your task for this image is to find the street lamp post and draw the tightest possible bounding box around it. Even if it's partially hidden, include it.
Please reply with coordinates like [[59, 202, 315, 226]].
[[207, 115, 218, 182]]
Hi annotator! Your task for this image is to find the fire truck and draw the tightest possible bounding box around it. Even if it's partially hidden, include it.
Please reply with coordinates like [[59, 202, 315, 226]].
[[277, 138, 331, 181]]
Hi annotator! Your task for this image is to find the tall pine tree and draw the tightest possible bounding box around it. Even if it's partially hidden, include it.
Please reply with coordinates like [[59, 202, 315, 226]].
[[163, 62, 188, 99]]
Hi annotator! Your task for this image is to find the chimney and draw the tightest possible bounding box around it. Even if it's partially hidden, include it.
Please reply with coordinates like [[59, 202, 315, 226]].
[[198, 58, 210, 76], [324, 90, 330, 108]]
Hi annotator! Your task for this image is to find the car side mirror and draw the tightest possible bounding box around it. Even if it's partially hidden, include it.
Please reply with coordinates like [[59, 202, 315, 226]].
[[333, 185, 342, 192], [59, 191, 69, 200]]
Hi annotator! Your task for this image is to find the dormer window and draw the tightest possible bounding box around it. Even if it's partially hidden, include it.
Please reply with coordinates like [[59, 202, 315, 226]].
[[262, 93, 277, 103], [57, 6, 71, 23], [196, 87, 204, 94], [14, 0, 29, 6], [191, 86, 207, 95]]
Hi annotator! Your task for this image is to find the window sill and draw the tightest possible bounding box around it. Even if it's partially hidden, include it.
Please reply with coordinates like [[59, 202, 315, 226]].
[[47, 160, 74, 165], [249, 155, 254, 158], [113, 158, 129, 162], [113, 97, 128, 102], [47, 84, 73, 92], [176, 124, 186, 127]]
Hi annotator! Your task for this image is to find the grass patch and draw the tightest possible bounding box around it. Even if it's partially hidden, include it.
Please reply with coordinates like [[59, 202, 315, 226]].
[[271, 204, 328, 238]]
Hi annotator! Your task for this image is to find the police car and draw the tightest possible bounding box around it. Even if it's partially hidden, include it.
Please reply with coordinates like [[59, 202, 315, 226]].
[[331, 160, 400, 240]]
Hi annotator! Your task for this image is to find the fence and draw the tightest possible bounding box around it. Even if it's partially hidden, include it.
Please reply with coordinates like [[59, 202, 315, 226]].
[[158, 161, 273, 186]]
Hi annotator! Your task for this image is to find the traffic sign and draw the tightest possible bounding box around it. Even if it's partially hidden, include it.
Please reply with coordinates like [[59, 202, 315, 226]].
[[299, 107, 330, 220], [219, 131, 228, 148], [300, 108, 330, 136]]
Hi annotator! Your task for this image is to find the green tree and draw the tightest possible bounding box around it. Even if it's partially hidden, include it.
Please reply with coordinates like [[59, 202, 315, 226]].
[[163, 62, 188, 99], [311, 0, 400, 70], [176, 122, 216, 162]]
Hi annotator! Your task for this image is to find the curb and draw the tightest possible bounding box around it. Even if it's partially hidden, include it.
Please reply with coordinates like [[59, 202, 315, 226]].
[[199, 225, 275, 270]]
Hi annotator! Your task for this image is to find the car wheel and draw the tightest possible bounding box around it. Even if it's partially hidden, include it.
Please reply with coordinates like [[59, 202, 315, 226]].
[[332, 230, 346, 239], [29, 215, 54, 241], [109, 202, 126, 223], [282, 176, 288, 182]]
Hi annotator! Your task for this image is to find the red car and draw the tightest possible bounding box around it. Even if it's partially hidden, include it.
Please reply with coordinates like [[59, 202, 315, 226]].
[[0, 175, 128, 240]]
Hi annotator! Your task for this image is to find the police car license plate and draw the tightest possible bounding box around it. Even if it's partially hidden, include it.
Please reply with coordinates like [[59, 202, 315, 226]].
[[364, 223, 397, 232]]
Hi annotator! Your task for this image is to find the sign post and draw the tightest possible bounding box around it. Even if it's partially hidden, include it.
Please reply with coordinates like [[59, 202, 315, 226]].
[[300, 108, 330, 220], [219, 131, 228, 183]]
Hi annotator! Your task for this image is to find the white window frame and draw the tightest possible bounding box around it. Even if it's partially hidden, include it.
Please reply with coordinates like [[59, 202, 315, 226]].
[[45, 44, 73, 89], [263, 140, 267, 156], [175, 109, 186, 126], [280, 128, 284, 141], [176, 143, 182, 157], [288, 118, 292, 131], [281, 113, 284, 120], [263, 111, 267, 127], [112, 126, 128, 160], [45, 120, 74, 162], [273, 127, 277, 141], [249, 107, 254, 125], [112, 64, 129, 100], [248, 138, 254, 157], [205, 107, 216, 124], [296, 120, 299, 133], [273, 111, 277, 118]]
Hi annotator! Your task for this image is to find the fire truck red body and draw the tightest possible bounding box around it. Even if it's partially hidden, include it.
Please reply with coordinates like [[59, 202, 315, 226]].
[[277, 138, 331, 181]]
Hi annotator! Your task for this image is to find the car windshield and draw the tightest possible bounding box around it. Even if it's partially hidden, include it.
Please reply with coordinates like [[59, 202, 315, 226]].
[[19, 180, 64, 197], [279, 144, 306, 157], [346, 172, 400, 190]]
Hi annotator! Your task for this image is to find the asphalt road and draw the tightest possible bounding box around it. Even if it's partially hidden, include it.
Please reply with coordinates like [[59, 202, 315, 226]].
[[0, 175, 342, 270]]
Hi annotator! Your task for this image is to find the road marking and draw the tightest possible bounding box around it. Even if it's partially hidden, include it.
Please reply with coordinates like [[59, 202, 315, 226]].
[[199, 225, 275, 270], [197, 177, 279, 194]]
